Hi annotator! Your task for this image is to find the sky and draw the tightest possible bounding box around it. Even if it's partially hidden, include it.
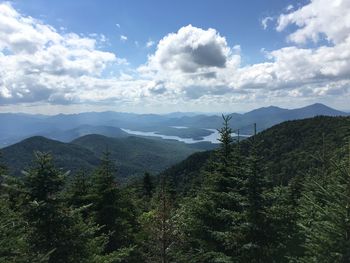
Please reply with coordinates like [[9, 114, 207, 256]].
[[0, 0, 349, 114]]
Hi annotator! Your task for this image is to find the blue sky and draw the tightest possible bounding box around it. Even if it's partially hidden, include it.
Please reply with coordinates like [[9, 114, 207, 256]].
[[0, 0, 349, 113], [12, 0, 298, 65]]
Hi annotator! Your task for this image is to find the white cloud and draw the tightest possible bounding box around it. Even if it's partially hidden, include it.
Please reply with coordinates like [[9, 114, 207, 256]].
[[141, 25, 234, 73], [232, 0, 350, 103], [137, 24, 241, 100], [116, 23, 120, 28], [0, 2, 120, 105], [1, 1, 350, 112], [136, 9, 350, 106], [146, 40, 155, 48], [120, 35, 127, 41], [277, 0, 350, 44], [261, 16, 273, 30], [286, 5, 293, 11]]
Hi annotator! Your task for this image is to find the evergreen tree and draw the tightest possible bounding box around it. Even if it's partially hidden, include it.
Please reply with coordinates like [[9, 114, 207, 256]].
[[174, 115, 245, 262], [244, 124, 267, 262], [0, 188, 40, 262], [0, 159, 37, 262], [22, 152, 67, 261], [89, 151, 137, 258], [140, 175, 176, 263], [21, 152, 106, 263], [297, 142, 350, 262], [142, 172, 154, 200], [65, 169, 92, 219], [0, 152, 6, 176], [264, 185, 302, 262]]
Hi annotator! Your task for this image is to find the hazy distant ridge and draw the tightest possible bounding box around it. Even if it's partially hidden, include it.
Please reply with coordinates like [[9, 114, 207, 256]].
[[0, 103, 347, 147]]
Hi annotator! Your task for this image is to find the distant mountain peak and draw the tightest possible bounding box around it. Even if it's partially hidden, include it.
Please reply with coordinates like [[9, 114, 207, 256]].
[[265, 105, 283, 109], [302, 103, 329, 108], [294, 103, 346, 116], [244, 105, 287, 116]]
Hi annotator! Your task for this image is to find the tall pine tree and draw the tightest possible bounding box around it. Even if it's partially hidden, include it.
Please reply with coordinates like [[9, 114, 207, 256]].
[[21, 152, 109, 263], [241, 123, 269, 262], [174, 115, 245, 262], [297, 140, 350, 262], [89, 151, 137, 258]]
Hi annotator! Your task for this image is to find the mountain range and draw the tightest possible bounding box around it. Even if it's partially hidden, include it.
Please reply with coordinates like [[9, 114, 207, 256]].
[[1, 134, 215, 179], [0, 103, 348, 147], [161, 115, 350, 196]]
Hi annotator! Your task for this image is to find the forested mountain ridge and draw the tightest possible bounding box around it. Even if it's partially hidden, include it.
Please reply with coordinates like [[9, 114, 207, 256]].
[[1, 136, 99, 176], [1, 134, 212, 179], [1, 103, 348, 147], [1, 115, 350, 262], [72, 134, 212, 178], [162, 115, 350, 196], [246, 115, 350, 184], [163, 103, 349, 132], [43, 125, 129, 142]]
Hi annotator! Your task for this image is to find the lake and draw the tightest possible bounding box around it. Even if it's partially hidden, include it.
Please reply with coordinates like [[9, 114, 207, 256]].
[[121, 127, 249, 144]]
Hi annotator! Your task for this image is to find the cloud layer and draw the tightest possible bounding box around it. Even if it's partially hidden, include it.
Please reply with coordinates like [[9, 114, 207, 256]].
[[0, 3, 119, 105], [241, 0, 350, 98], [0, 0, 349, 112]]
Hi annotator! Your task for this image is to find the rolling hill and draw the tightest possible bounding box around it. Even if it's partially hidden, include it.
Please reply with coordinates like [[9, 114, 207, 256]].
[[161, 115, 350, 196], [71, 134, 211, 178], [43, 125, 129, 142], [1, 136, 99, 176], [1, 134, 211, 180], [1, 103, 348, 147]]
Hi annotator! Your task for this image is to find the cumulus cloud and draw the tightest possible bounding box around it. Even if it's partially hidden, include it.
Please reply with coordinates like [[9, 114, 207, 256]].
[[240, 0, 350, 93], [120, 35, 127, 41], [0, 2, 123, 105], [277, 0, 350, 44], [222, 0, 350, 105], [136, 1, 350, 106], [135, 25, 243, 102], [142, 25, 233, 73], [1, 1, 350, 112]]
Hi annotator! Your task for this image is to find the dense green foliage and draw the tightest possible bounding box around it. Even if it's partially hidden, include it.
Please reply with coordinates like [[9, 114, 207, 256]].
[[2, 136, 100, 176], [2, 134, 213, 180], [1, 115, 349, 262], [164, 116, 350, 191], [72, 134, 213, 178]]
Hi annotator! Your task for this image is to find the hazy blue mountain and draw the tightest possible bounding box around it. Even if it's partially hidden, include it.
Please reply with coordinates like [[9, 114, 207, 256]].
[[162, 112, 201, 118], [1, 103, 348, 147], [44, 125, 129, 142], [284, 103, 347, 118], [163, 103, 349, 134], [236, 103, 349, 133]]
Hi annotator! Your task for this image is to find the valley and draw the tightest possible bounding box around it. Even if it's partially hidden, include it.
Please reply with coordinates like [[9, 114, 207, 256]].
[[0, 103, 348, 147], [1, 1, 349, 261]]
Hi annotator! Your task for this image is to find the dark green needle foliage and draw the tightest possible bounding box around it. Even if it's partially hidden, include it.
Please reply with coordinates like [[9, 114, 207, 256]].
[[0, 115, 349, 262], [174, 115, 246, 262], [297, 144, 350, 263], [89, 151, 138, 259], [20, 152, 110, 263], [142, 172, 154, 200]]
